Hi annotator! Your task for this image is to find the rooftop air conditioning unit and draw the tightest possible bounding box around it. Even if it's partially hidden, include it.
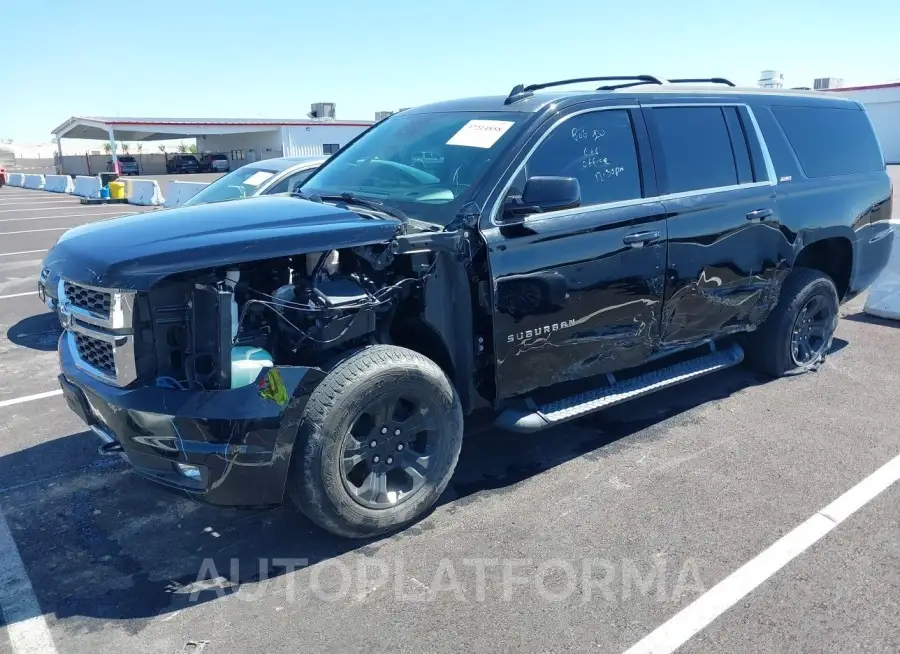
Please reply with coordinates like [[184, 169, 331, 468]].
[[309, 102, 336, 119]]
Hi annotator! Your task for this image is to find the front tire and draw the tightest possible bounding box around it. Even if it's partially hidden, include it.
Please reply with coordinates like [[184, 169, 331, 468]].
[[745, 267, 839, 377], [287, 345, 463, 538]]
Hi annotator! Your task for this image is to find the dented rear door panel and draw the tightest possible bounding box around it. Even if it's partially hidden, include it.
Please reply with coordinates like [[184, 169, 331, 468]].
[[658, 185, 787, 346], [641, 102, 788, 347]]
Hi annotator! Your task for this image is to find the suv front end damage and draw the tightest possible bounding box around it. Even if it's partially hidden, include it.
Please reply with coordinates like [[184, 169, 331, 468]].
[[58, 337, 325, 505]]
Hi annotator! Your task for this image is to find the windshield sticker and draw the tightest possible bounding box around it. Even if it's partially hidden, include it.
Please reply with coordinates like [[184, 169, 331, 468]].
[[446, 120, 515, 149], [243, 171, 275, 187]]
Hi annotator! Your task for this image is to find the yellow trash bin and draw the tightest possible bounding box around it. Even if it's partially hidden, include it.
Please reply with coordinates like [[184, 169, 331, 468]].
[[108, 181, 126, 200]]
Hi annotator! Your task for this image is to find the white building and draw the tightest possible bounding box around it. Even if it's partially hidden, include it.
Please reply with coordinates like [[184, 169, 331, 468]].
[[813, 77, 844, 90], [51, 112, 374, 175], [758, 70, 784, 89], [823, 82, 900, 164]]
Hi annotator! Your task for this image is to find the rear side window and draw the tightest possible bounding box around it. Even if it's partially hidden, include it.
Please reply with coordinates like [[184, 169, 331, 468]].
[[770, 105, 884, 178], [650, 106, 739, 193], [525, 109, 643, 207]]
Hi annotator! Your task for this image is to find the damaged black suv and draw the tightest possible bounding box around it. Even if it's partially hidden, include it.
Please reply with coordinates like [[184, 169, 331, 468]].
[[46, 75, 894, 538]]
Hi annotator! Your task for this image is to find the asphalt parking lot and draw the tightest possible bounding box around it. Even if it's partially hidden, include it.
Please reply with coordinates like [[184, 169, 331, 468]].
[[0, 182, 898, 654]]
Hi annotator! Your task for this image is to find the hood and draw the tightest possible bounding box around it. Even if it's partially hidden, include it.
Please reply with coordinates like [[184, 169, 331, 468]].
[[43, 195, 401, 290]]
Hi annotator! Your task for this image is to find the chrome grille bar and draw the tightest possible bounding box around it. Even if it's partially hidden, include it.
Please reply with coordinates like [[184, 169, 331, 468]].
[[58, 278, 138, 387]]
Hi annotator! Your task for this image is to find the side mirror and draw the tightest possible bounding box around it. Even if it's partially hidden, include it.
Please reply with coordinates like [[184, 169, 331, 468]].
[[503, 176, 581, 220]]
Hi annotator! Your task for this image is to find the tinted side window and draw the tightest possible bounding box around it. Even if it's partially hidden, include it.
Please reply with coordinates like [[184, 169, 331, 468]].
[[651, 107, 738, 193], [267, 169, 316, 195], [770, 105, 884, 178], [526, 110, 642, 207]]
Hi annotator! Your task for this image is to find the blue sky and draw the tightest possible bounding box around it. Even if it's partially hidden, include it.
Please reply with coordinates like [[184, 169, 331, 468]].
[[1, 0, 898, 143]]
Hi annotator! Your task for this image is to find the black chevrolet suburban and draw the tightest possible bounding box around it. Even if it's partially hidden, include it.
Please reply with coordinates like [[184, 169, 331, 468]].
[[44, 75, 894, 538]]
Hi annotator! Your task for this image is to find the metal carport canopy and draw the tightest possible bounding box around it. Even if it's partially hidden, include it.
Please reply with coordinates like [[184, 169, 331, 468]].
[[50, 116, 366, 141]]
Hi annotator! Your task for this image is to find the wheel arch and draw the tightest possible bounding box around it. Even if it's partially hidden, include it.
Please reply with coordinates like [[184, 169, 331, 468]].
[[390, 252, 482, 414], [792, 233, 854, 300]]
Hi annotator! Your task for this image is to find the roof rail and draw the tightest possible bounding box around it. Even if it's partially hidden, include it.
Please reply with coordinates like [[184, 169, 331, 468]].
[[505, 75, 666, 104], [667, 77, 736, 87]]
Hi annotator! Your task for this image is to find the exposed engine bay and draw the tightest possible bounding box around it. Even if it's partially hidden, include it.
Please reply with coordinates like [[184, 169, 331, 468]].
[[135, 244, 434, 390]]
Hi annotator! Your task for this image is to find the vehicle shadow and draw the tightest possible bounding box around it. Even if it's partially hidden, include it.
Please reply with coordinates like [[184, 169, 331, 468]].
[[0, 341, 849, 629], [5, 311, 61, 352], [842, 311, 900, 329]]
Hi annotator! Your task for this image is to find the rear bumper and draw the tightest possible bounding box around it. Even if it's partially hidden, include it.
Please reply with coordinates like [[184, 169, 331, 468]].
[[848, 221, 895, 300], [57, 337, 326, 505]]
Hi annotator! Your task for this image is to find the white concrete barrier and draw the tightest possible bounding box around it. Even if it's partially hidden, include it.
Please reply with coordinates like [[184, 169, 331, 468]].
[[43, 174, 74, 193], [72, 175, 102, 198], [7, 173, 25, 187], [864, 234, 900, 320], [23, 174, 45, 189], [124, 178, 165, 206], [163, 180, 208, 208]]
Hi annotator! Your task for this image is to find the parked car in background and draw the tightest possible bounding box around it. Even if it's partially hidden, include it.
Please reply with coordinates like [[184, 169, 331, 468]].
[[166, 154, 201, 174], [200, 153, 231, 173], [181, 154, 327, 207], [107, 156, 140, 175]]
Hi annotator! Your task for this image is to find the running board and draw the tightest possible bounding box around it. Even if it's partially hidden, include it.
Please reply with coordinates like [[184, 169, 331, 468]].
[[494, 343, 744, 433]]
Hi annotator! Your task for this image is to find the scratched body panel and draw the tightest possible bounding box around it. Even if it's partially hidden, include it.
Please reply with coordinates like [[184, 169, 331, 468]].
[[486, 202, 668, 398], [659, 184, 787, 346]]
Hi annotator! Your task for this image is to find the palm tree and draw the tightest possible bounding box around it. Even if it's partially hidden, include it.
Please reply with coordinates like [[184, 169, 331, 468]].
[[103, 141, 112, 155], [136, 143, 143, 173], [157, 144, 166, 153], [121, 143, 130, 155], [177, 142, 188, 154]]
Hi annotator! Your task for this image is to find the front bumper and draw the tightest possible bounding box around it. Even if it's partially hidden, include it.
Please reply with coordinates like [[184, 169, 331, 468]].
[[58, 337, 326, 505]]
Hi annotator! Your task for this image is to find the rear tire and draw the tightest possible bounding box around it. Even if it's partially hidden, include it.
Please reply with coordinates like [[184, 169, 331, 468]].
[[745, 267, 839, 377], [287, 345, 463, 538]]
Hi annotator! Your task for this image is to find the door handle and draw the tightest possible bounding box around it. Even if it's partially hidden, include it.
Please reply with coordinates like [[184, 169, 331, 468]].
[[623, 230, 661, 246], [746, 208, 773, 221]]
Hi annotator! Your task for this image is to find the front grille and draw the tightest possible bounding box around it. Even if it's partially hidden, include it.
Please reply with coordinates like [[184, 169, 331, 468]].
[[73, 333, 116, 378], [63, 281, 111, 318]]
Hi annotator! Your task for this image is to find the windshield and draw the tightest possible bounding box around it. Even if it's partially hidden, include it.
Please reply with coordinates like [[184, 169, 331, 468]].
[[300, 111, 525, 224], [183, 165, 279, 206]]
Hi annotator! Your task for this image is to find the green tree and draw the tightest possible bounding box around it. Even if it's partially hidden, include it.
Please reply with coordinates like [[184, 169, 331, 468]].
[[177, 142, 188, 153], [187, 144, 198, 154]]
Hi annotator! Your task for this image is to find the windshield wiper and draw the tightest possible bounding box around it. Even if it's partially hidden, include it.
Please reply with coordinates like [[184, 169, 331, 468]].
[[314, 192, 409, 224]]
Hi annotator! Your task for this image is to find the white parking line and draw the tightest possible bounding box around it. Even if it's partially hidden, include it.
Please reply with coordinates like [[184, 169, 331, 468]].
[[622, 450, 900, 654], [0, 206, 100, 213], [0, 201, 80, 208], [0, 227, 70, 235], [0, 507, 58, 653], [0, 292, 36, 300], [0, 390, 63, 409], [0, 211, 137, 223], [0, 250, 47, 258]]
